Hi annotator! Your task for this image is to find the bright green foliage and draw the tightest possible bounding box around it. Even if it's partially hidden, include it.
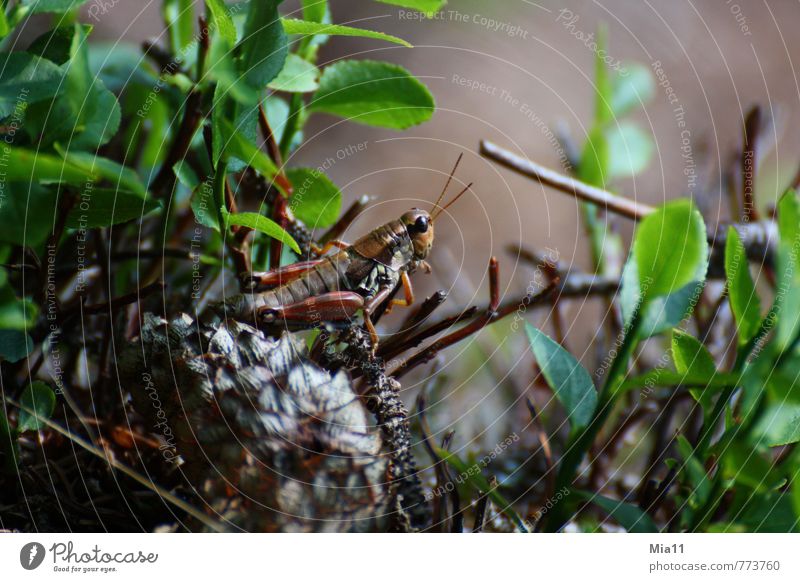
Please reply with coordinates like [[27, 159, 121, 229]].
[[725, 226, 762, 345], [633, 199, 708, 299], [310, 60, 435, 129], [526, 324, 597, 435]]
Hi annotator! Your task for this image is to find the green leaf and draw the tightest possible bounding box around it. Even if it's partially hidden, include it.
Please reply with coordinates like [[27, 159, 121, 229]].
[[57, 148, 147, 198], [593, 24, 613, 126], [725, 226, 761, 345], [576, 491, 658, 532], [219, 118, 280, 181], [0, 182, 56, 247], [525, 324, 597, 434], [0, 288, 38, 330], [27, 26, 76, 65], [722, 441, 783, 492], [224, 210, 300, 254], [435, 446, 529, 532], [65, 189, 159, 229], [3, 148, 91, 184], [191, 181, 219, 232], [672, 330, 716, 379], [163, 0, 195, 53], [775, 190, 800, 350], [374, 0, 446, 16], [620, 253, 704, 337], [672, 330, 717, 412], [676, 435, 712, 509], [620, 370, 737, 393], [309, 60, 434, 129], [0, 330, 33, 363], [0, 9, 9, 39], [611, 63, 655, 117], [605, 121, 653, 179], [578, 125, 609, 187], [25, 24, 122, 150], [17, 381, 56, 433], [21, 0, 90, 13], [237, 0, 288, 89], [282, 18, 412, 48], [634, 199, 708, 299], [0, 52, 65, 115], [205, 0, 237, 46], [286, 168, 342, 227], [751, 402, 800, 447], [267, 54, 320, 93], [300, 0, 327, 23]]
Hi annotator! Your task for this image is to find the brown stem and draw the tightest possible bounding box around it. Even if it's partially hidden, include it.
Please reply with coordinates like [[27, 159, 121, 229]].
[[742, 106, 761, 223], [480, 140, 654, 220], [390, 261, 557, 380], [319, 195, 370, 245]]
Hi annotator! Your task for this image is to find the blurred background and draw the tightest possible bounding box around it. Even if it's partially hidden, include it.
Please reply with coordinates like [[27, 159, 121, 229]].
[[85, 0, 800, 446]]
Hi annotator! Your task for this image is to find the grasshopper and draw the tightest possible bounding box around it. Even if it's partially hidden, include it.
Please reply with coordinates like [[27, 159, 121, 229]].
[[222, 156, 471, 349]]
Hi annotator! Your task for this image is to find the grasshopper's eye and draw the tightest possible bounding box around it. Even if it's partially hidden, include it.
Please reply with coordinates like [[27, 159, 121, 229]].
[[411, 215, 429, 234]]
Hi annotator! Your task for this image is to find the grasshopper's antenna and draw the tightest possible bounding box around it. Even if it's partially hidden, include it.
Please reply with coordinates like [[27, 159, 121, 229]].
[[433, 182, 472, 221], [432, 153, 463, 215]]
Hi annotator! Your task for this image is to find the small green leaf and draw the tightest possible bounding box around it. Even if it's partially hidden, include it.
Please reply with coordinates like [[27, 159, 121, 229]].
[[0, 182, 56, 247], [722, 441, 783, 492], [205, 0, 237, 46], [672, 330, 716, 379], [21, 0, 90, 13], [27, 26, 76, 65], [65, 189, 159, 229], [634, 199, 708, 299], [593, 24, 613, 126], [286, 168, 342, 227], [300, 0, 327, 23], [605, 121, 653, 179], [576, 491, 658, 532], [219, 118, 280, 182], [725, 226, 761, 345], [224, 210, 300, 254], [17, 381, 56, 433], [620, 370, 738, 393], [752, 402, 800, 447], [374, 0, 446, 16], [267, 54, 320, 93], [191, 182, 219, 232], [0, 330, 33, 363], [237, 0, 288, 89], [3, 148, 91, 184], [57, 148, 147, 198], [611, 63, 655, 116], [163, 0, 195, 53], [672, 329, 717, 412], [578, 126, 609, 187], [309, 60, 434, 129], [0, 287, 38, 330], [525, 324, 597, 434], [0, 9, 9, 39], [775, 190, 800, 350], [0, 52, 65, 115], [282, 18, 412, 48]]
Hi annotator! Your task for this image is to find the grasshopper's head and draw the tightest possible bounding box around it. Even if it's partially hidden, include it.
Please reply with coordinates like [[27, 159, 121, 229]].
[[401, 208, 434, 260]]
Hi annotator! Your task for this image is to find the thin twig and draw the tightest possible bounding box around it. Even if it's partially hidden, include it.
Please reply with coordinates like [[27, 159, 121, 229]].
[[480, 140, 654, 220]]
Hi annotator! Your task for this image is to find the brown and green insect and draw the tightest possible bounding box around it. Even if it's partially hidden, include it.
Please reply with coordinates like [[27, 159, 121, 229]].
[[220, 157, 471, 348]]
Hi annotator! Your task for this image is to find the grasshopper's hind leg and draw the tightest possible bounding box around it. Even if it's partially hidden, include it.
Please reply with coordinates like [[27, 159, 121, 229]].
[[245, 259, 327, 291]]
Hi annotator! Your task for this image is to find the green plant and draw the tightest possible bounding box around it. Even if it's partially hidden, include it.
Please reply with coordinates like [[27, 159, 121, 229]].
[[0, 0, 440, 486]]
